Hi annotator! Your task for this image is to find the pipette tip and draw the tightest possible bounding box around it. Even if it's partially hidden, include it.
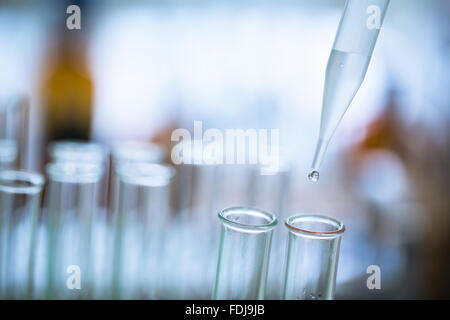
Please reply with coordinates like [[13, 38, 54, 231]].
[[308, 170, 320, 182]]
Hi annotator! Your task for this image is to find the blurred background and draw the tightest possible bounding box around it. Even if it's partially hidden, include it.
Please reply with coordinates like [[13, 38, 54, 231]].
[[0, 0, 449, 299]]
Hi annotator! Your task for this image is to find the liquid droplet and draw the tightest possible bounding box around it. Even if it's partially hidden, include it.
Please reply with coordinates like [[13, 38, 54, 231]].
[[339, 63, 344, 69], [308, 170, 319, 182]]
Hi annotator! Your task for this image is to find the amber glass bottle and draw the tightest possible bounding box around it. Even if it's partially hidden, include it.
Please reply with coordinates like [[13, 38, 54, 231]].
[[41, 25, 92, 143]]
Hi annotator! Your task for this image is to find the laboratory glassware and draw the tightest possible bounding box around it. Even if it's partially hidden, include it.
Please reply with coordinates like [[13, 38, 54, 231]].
[[0, 96, 29, 169], [170, 140, 221, 298], [310, 0, 390, 181], [45, 161, 103, 299], [0, 170, 44, 299], [108, 141, 166, 213], [111, 162, 174, 299], [48, 140, 110, 208], [213, 207, 277, 300], [282, 214, 345, 300], [172, 140, 220, 220]]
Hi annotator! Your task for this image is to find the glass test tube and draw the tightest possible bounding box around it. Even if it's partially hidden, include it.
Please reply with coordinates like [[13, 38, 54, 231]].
[[111, 162, 174, 299], [48, 141, 110, 297], [45, 162, 103, 299], [109, 141, 166, 213], [0, 170, 44, 299], [0, 96, 29, 169], [213, 207, 277, 300], [283, 215, 345, 300], [170, 140, 221, 298], [48, 140, 109, 207]]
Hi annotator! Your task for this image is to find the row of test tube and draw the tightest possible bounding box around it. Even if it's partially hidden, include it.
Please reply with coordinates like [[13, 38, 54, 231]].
[[0, 140, 345, 299], [1, 139, 172, 299], [0, 98, 345, 299], [214, 208, 345, 300]]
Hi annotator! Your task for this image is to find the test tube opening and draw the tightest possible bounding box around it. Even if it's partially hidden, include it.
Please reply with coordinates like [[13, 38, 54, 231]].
[[111, 141, 166, 164], [48, 140, 109, 164], [214, 207, 278, 300], [115, 162, 175, 187], [283, 214, 345, 300], [285, 214, 345, 238], [219, 207, 278, 232], [0, 170, 45, 194], [46, 162, 103, 184]]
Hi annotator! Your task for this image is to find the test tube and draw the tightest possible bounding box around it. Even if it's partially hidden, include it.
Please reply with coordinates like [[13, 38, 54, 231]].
[[282, 215, 345, 300], [48, 141, 110, 297], [170, 140, 221, 298], [310, 0, 390, 181], [109, 141, 166, 213], [213, 207, 277, 300], [0, 170, 44, 299], [48, 140, 109, 205], [45, 162, 103, 299], [172, 140, 220, 220], [111, 162, 174, 299]]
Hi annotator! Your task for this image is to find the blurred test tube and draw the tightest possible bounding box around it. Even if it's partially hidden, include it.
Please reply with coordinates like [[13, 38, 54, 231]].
[[170, 140, 221, 298], [109, 141, 166, 214], [48, 140, 110, 208], [0, 170, 44, 299], [111, 162, 174, 299], [44, 162, 103, 299]]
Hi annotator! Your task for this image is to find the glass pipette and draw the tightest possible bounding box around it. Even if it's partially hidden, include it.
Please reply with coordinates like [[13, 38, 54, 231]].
[[309, 0, 390, 182]]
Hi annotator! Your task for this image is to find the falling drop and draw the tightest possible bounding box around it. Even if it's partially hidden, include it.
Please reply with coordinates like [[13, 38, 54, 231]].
[[308, 170, 319, 182]]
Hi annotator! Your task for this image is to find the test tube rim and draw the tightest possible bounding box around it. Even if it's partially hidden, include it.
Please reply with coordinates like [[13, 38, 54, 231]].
[[115, 162, 175, 187], [46, 161, 104, 184], [218, 206, 278, 231], [48, 140, 109, 164], [285, 214, 345, 238], [0, 169, 45, 194], [111, 141, 166, 164]]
